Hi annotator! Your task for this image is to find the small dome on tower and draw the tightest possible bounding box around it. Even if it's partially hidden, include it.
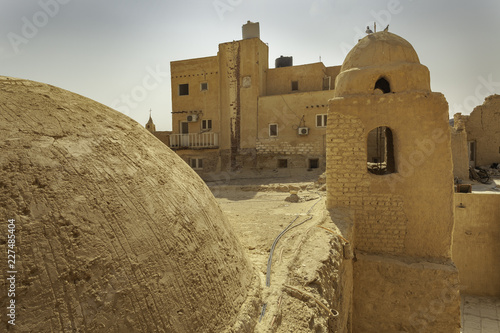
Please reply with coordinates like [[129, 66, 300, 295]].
[[341, 31, 420, 71], [335, 31, 431, 97]]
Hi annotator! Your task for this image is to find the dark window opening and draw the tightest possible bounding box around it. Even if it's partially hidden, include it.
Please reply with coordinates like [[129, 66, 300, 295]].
[[322, 76, 331, 90], [308, 158, 319, 169], [190, 158, 203, 169], [374, 77, 391, 94], [179, 84, 189, 96], [367, 126, 395, 175], [181, 121, 189, 134], [468, 141, 476, 162], [278, 159, 288, 168], [202, 119, 212, 130], [316, 114, 327, 127], [200, 82, 208, 91], [269, 124, 278, 137], [291, 81, 299, 91]]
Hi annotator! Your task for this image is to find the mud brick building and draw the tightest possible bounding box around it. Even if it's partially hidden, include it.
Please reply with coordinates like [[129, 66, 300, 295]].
[[159, 21, 341, 176]]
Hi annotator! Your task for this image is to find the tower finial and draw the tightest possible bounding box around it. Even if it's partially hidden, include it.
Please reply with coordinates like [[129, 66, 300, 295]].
[[146, 109, 156, 133]]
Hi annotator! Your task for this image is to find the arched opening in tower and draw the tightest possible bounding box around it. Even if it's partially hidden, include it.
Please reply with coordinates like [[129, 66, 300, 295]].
[[374, 77, 391, 94], [367, 126, 395, 175]]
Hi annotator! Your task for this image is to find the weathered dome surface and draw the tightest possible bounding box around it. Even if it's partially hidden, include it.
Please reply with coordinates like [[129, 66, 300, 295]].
[[335, 32, 431, 97], [341, 31, 420, 71], [0, 77, 253, 332]]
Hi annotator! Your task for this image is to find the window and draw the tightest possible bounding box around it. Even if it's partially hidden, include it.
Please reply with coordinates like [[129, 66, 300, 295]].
[[367, 126, 395, 175], [308, 159, 319, 169], [179, 84, 189, 96], [201, 119, 212, 131], [322, 76, 331, 90], [269, 124, 278, 137], [316, 114, 327, 127], [291, 81, 299, 91], [200, 82, 208, 91], [180, 121, 189, 134], [278, 159, 288, 168], [374, 77, 391, 94], [190, 158, 203, 170]]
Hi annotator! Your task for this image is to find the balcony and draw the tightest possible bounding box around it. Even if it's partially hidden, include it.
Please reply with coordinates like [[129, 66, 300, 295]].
[[169, 132, 219, 149]]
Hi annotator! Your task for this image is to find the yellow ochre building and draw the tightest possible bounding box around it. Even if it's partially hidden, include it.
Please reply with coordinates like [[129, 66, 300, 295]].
[[154, 21, 342, 177]]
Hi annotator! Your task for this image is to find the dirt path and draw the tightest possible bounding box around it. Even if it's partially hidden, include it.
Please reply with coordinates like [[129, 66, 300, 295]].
[[213, 184, 346, 332]]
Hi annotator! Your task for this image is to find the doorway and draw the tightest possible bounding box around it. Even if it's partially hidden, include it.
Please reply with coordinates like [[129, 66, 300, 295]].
[[180, 121, 189, 147], [468, 141, 476, 168]]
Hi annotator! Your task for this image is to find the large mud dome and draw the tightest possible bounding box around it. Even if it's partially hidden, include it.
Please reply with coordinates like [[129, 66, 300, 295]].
[[0, 76, 255, 332]]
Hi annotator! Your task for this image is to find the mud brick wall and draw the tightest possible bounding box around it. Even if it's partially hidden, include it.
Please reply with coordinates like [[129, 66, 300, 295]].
[[256, 140, 322, 156], [327, 112, 408, 255]]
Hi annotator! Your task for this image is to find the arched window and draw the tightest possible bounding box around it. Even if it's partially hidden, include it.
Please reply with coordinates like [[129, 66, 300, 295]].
[[374, 77, 391, 94], [367, 126, 395, 175]]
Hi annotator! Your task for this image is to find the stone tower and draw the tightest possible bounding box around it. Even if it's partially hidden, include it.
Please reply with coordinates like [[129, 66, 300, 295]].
[[327, 32, 460, 332], [145, 110, 156, 133]]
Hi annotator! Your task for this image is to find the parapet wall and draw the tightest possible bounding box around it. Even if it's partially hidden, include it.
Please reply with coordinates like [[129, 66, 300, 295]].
[[353, 254, 461, 332], [453, 193, 500, 296]]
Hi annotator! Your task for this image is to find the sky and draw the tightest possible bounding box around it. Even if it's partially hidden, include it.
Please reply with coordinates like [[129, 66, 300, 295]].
[[1, 0, 499, 131]]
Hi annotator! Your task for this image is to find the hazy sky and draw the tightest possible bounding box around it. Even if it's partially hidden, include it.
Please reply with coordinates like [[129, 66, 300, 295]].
[[1, 0, 499, 131]]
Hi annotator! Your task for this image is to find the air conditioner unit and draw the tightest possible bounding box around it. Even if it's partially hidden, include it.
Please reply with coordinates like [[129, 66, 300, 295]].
[[298, 127, 309, 135], [186, 114, 198, 122]]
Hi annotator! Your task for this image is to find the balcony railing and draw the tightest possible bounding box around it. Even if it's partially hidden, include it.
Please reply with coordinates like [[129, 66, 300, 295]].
[[169, 132, 219, 149]]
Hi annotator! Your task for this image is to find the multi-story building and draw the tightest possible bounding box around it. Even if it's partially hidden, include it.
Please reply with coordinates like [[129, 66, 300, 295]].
[[162, 21, 341, 177]]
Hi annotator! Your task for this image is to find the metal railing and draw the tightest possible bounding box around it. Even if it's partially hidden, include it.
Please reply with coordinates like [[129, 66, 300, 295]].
[[169, 132, 219, 149]]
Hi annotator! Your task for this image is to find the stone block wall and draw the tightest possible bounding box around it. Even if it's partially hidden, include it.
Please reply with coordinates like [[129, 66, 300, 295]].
[[255, 140, 325, 169], [327, 92, 456, 259], [326, 112, 409, 255], [326, 113, 366, 209], [256, 140, 322, 156], [176, 149, 220, 175], [326, 92, 460, 332], [355, 194, 407, 255]]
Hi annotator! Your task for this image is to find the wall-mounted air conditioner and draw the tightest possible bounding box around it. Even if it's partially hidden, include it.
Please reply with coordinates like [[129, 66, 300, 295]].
[[298, 127, 309, 135], [187, 114, 198, 122]]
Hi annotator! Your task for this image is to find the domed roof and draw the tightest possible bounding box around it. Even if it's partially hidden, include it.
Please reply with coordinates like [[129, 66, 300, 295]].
[[334, 32, 430, 97], [341, 31, 420, 71], [0, 76, 252, 332]]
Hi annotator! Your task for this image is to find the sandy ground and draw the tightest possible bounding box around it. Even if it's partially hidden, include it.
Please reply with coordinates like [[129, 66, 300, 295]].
[[210, 173, 347, 332], [214, 187, 323, 279]]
